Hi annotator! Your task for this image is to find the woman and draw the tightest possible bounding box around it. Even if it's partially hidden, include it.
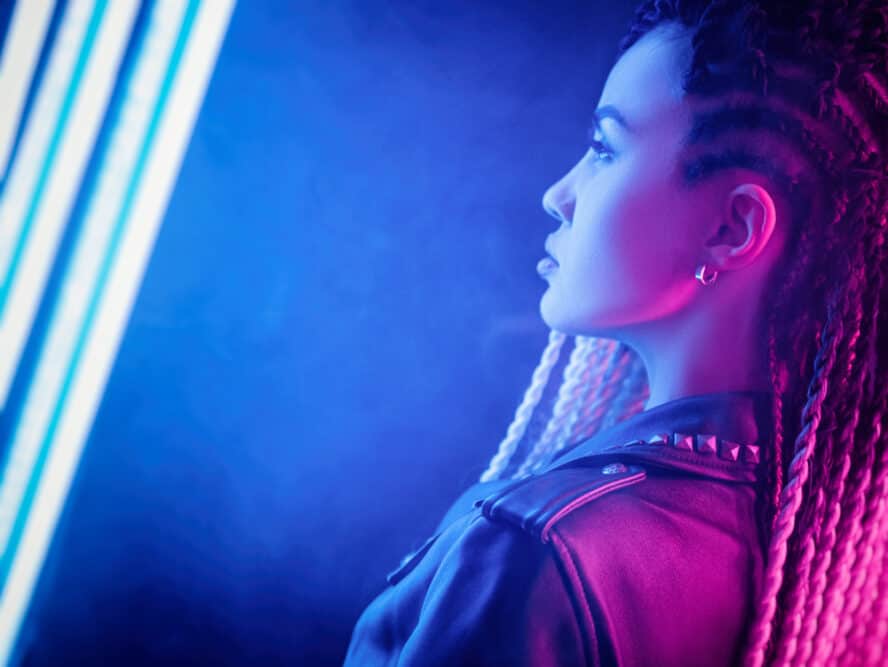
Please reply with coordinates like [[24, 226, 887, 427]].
[[344, 1, 888, 665]]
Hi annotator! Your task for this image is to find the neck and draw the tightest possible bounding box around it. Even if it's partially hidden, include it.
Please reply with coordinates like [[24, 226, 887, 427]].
[[621, 280, 772, 411]]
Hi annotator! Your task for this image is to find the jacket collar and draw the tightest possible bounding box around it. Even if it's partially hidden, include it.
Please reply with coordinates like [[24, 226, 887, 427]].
[[542, 389, 775, 484]]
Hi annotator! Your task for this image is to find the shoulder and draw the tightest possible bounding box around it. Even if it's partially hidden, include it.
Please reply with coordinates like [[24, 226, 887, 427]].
[[475, 461, 647, 544], [469, 462, 761, 667], [386, 461, 758, 666], [394, 464, 647, 666], [396, 509, 596, 666]]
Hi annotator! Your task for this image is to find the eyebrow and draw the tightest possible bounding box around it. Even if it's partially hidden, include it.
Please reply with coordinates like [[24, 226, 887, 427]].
[[589, 105, 632, 135]]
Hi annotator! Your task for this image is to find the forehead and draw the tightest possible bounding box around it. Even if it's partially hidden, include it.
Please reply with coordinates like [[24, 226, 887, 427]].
[[597, 24, 691, 138]]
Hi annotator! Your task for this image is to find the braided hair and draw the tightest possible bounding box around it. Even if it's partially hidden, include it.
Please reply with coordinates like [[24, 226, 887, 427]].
[[480, 2, 888, 665]]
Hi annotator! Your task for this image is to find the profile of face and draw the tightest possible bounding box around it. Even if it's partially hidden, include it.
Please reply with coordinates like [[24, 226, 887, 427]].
[[538, 22, 781, 342]]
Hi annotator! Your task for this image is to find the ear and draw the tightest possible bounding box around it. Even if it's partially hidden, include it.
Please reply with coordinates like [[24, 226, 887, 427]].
[[704, 183, 777, 272]]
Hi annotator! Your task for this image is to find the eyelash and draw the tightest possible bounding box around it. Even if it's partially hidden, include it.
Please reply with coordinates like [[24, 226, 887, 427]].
[[586, 132, 613, 162]]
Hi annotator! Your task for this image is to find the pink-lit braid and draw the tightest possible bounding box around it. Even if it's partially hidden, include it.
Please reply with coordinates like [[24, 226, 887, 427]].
[[807, 182, 886, 667], [791, 230, 866, 667], [841, 392, 888, 666], [574, 345, 635, 443], [566, 338, 620, 445], [861, 497, 888, 664], [743, 305, 844, 667], [844, 297, 888, 665], [598, 352, 649, 432]]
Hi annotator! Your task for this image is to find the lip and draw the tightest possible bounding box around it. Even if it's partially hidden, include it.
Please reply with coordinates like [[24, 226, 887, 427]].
[[537, 256, 559, 276]]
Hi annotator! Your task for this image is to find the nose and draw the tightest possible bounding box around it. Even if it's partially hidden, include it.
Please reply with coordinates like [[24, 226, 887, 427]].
[[541, 174, 575, 225]]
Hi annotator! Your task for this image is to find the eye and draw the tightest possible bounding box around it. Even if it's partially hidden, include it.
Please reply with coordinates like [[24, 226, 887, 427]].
[[585, 129, 614, 162], [587, 138, 613, 162]]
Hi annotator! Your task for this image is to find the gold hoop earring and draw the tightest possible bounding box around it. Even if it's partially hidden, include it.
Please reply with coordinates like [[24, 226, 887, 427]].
[[695, 264, 718, 286]]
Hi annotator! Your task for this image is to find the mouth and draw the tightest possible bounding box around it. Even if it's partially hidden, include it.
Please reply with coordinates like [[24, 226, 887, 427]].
[[537, 255, 559, 276]]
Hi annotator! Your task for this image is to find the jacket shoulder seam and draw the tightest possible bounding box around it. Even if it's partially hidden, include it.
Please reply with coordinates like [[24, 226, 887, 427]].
[[476, 464, 647, 544]]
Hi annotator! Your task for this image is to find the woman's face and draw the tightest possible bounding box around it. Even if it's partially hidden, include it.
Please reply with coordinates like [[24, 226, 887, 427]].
[[539, 23, 718, 336]]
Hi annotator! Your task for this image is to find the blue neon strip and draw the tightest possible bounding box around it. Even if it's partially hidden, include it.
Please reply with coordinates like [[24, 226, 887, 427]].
[[0, 0, 201, 592], [0, 0, 106, 314]]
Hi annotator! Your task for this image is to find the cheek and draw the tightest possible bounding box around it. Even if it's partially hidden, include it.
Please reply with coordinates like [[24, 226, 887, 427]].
[[545, 164, 699, 330], [571, 175, 681, 294]]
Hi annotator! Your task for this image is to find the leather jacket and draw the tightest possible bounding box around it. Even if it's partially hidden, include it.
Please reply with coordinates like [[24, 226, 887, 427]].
[[344, 389, 775, 666]]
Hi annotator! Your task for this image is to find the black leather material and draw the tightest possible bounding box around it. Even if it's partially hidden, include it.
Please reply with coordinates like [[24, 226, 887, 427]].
[[476, 464, 647, 543], [344, 389, 776, 666]]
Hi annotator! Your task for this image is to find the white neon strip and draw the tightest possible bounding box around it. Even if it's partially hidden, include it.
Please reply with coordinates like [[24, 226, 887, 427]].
[[0, 0, 140, 409], [0, 1, 57, 181], [0, 0, 92, 287], [0, 1, 235, 663], [0, 0, 181, 558]]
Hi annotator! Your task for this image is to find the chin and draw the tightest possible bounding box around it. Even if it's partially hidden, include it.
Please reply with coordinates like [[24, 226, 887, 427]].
[[539, 294, 614, 339], [538, 290, 563, 331], [539, 298, 583, 337]]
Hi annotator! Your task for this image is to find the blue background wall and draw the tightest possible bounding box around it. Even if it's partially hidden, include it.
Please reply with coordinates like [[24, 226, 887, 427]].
[[18, 1, 637, 664]]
